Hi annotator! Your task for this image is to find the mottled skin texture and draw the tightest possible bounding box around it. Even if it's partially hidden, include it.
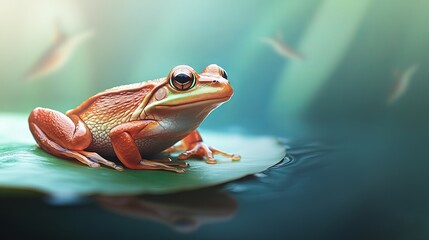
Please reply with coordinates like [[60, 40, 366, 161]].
[[28, 64, 240, 173], [70, 82, 155, 156]]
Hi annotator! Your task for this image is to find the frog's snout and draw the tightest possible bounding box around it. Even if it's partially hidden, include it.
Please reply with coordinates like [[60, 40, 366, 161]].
[[213, 78, 234, 99]]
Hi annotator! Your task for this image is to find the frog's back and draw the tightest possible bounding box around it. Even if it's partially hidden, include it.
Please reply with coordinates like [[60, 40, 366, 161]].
[[67, 80, 162, 155]]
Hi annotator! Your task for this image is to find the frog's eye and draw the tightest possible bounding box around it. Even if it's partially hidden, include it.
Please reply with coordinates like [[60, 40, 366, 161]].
[[220, 68, 228, 80], [170, 68, 196, 91]]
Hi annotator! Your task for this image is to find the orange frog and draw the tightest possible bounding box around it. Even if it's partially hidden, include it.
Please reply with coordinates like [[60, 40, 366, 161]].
[[28, 64, 240, 173]]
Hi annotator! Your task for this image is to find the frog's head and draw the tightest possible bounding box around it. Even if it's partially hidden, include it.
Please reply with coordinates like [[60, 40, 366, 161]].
[[163, 64, 233, 108], [142, 64, 233, 122]]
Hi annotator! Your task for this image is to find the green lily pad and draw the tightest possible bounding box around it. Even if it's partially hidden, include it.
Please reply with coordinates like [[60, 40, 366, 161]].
[[0, 113, 285, 196]]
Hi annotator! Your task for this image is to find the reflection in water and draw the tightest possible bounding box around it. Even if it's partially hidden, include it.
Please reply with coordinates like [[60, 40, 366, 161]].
[[97, 187, 237, 233]]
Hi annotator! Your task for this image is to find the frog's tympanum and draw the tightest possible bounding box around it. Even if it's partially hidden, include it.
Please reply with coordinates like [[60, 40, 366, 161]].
[[28, 64, 240, 173]]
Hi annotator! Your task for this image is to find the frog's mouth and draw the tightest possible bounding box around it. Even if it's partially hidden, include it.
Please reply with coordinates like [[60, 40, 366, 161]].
[[156, 96, 230, 109], [138, 96, 230, 121]]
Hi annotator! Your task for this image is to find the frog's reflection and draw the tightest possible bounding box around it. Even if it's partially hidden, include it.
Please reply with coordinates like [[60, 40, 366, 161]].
[[97, 187, 237, 232]]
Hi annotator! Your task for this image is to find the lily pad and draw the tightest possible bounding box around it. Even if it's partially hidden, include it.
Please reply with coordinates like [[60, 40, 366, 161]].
[[0, 113, 285, 196]]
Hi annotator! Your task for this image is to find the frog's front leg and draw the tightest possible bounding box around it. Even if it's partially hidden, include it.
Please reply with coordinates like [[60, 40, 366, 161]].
[[28, 107, 123, 170], [109, 121, 186, 173], [174, 130, 241, 164]]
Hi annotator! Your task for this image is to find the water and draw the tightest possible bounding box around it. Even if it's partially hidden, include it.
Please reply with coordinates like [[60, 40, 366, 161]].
[[0, 0, 429, 239], [1, 123, 427, 239]]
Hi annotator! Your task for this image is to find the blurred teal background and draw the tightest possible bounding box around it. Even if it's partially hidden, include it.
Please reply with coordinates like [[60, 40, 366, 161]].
[[1, 0, 429, 239], [1, 0, 427, 135]]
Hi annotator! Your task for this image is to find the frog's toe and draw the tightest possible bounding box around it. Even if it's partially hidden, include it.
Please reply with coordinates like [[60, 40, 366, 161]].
[[88, 162, 101, 168], [138, 160, 186, 173], [152, 157, 190, 168], [178, 142, 216, 164], [179, 142, 240, 164], [206, 158, 217, 164], [178, 149, 198, 160], [209, 146, 241, 161], [78, 150, 124, 171]]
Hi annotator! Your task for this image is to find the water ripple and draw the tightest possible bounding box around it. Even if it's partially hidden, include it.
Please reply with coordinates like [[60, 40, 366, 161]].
[[225, 139, 334, 196]]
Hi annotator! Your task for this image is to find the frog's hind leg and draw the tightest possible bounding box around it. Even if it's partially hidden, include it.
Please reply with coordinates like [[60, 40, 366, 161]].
[[28, 107, 121, 170], [29, 121, 99, 168]]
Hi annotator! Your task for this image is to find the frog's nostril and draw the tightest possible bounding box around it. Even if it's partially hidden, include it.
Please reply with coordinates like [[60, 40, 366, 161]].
[[212, 80, 219, 84]]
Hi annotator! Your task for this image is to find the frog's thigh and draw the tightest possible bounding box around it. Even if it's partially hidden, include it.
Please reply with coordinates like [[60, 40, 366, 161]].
[[28, 107, 101, 167], [28, 107, 91, 151]]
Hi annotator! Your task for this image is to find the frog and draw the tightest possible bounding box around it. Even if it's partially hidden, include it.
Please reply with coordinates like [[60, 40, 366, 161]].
[[28, 64, 240, 173]]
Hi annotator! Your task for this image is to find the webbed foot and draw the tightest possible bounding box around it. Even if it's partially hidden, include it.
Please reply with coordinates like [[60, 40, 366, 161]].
[[178, 142, 241, 164]]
